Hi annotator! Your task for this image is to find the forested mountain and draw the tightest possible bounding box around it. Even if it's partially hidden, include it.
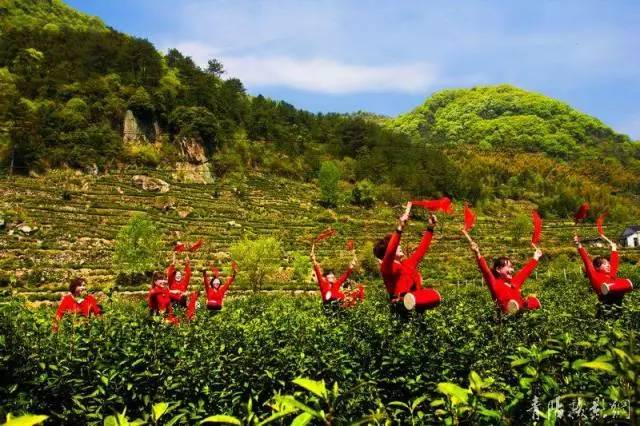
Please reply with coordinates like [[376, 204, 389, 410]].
[[1, 0, 639, 222]]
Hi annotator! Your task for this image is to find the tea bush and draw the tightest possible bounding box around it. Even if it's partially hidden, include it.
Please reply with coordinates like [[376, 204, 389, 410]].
[[0, 270, 638, 424]]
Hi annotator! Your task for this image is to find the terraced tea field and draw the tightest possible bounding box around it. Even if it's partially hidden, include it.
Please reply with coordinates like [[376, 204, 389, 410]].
[[1, 169, 637, 301]]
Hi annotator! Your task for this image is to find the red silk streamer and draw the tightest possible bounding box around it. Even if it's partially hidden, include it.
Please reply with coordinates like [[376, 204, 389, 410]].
[[531, 210, 543, 246], [315, 228, 337, 243], [346, 239, 354, 251], [211, 267, 220, 278], [463, 203, 476, 233], [231, 261, 238, 272], [411, 197, 454, 214], [574, 203, 590, 224], [189, 239, 204, 252], [596, 212, 607, 237], [174, 242, 186, 252]]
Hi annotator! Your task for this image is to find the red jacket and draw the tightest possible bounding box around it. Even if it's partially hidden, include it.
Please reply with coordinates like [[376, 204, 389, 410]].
[[168, 260, 191, 292], [204, 271, 234, 307], [55, 293, 101, 320], [53, 293, 101, 331], [147, 286, 177, 313], [380, 229, 433, 298], [313, 263, 353, 302], [476, 256, 538, 312], [578, 246, 618, 297]]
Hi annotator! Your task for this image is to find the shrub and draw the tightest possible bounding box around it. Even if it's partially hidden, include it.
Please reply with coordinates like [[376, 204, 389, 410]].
[[229, 237, 282, 292], [112, 215, 163, 275], [318, 160, 341, 207], [352, 179, 377, 208]]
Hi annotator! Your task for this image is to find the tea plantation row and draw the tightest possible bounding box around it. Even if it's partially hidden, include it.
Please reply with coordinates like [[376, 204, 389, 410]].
[[1, 269, 638, 425]]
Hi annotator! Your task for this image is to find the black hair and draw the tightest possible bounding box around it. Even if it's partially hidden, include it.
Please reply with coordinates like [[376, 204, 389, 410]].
[[492, 257, 512, 278], [374, 234, 393, 260], [69, 277, 86, 294], [593, 256, 607, 270], [323, 270, 335, 278]]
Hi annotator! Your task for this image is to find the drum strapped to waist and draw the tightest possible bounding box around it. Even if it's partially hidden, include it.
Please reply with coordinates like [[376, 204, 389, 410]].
[[601, 279, 633, 297], [403, 289, 441, 311]]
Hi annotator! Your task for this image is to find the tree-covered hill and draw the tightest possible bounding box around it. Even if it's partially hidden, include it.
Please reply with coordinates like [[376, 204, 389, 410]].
[[0, 0, 107, 32], [387, 84, 637, 162], [1, 0, 640, 223]]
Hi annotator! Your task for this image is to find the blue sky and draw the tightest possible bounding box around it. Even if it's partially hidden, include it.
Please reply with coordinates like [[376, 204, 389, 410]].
[[66, 0, 640, 139]]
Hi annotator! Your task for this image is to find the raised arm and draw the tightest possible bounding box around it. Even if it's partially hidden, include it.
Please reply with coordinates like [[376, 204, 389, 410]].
[[575, 236, 596, 279], [512, 259, 538, 290], [405, 229, 434, 269], [184, 258, 192, 283], [382, 208, 410, 275], [333, 265, 354, 293], [203, 270, 210, 293], [610, 242, 619, 277], [406, 213, 437, 268], [220, 274, 235, 297]]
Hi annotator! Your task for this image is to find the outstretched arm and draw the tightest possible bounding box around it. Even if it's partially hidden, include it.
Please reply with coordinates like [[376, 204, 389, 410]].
[[610, 241, 619, 277], [382, 208, 410, 274], [575, 235, 596, 279], [406, 213, 437, 268], [203, 270, 210, 293], [334, 265, 354, 291], [512, 249, 541, 290], [470, 239, 493, 286]]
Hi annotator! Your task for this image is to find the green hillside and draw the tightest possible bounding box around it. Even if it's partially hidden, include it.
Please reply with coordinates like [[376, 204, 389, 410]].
[[387, 85, 637, 161], [1, 169, 638, 302], [0, 0, 107, 31]]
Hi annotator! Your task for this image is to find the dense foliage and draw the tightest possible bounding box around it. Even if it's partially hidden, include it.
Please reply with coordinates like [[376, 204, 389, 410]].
[[1, 267, 638, 424], [1, 1, 640, 222]]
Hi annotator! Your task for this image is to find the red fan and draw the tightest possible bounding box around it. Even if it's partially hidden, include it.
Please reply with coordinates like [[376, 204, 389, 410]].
[[189, 239, 204, 252], [211, 266, 220, 278], [596, 211, 608, 237], [411, 197, 454, 214], [531, 210, 543, 247], [345, 239, 354, 251], [574, 203, 590, 224], [174, 242, 186, 252], [463, 203, 476, 233], [314, 228, 337, 243]]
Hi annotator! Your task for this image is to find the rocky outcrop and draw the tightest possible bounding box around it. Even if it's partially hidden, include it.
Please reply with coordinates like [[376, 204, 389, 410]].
[[177, 137, 208, 164], [131, 175, 170, 193], [123, 110, 161, 143]]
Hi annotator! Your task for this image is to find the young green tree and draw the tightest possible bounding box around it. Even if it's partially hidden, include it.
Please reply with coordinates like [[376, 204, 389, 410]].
[[510, 212, 530, 243], [318, 160, 341, 207], [112, 215, 163, 275], [352, 179, 377, 208], [229, 237, 282, 292]]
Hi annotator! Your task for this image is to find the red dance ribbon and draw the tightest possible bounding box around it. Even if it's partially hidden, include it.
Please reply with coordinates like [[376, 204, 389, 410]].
[[574, 203, 590, 224], [463, 203, 476, 233], [596, 211, 607, 236], [411, 197, 454, 214], [315, 228, 337, 243], [531, 210, 543, 246], [189, 239, 204, 252], [346, 239, 354, 251]]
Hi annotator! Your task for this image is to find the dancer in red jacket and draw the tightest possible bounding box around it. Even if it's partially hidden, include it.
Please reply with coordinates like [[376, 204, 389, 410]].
[[148, 271, 197, 324], [574, 235, 633, 307], [203, 262, 237, 312], [468, 238, 542, 314], [167, 252, 192, 295], [311, 243, 356, 308], [53, 277, 102, 332], [373, 208, 441, 314]]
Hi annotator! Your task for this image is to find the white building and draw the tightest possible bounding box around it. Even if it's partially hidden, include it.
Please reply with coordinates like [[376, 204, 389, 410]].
[[619, 226, 640, 248]]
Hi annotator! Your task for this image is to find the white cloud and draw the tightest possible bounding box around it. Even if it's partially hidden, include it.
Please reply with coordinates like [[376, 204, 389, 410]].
[[169, 42, 438, 94]]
